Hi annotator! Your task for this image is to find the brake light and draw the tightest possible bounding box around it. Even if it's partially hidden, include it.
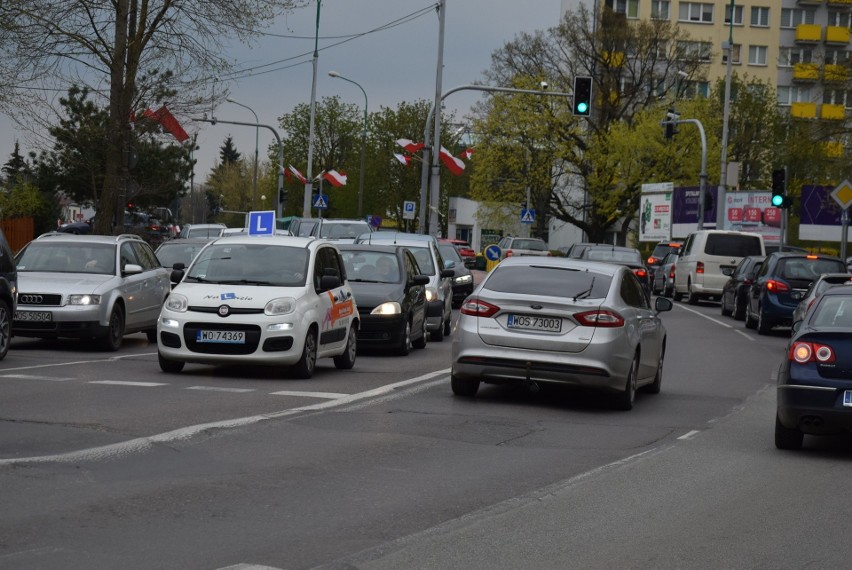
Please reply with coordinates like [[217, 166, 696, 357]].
[[806, 255, 818, 260], [669, 267, 675, 279], [696, 261, 704, 274], [460, 298, 500, 318], [574, 310, 625, 327], [648, 256, 657, 264], [505, 250, 513, 257], [633, 268, 647, 279], [789, 341, 835, 364], [766, 279, 790, 293]]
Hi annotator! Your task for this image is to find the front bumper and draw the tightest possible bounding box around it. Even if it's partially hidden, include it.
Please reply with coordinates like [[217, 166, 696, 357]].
[[451, 282, 474, 305], [425, 299, 444, 330], [356, 312, 407, 347], [13, 304, 107, 339]]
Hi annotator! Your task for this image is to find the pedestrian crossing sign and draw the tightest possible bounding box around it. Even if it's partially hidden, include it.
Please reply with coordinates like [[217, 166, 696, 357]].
[[313, 194, 329, 210], [521, 208, 535, 224]]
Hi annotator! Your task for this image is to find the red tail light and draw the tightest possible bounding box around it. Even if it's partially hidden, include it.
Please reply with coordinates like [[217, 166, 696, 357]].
[[765, 279, 790, 293], [696, 261, 704, 274], [668, 267, 675, 279], [806, 255, 818, 260], [460, 298, 500, 318], [789, 341, 835, 363], [574, 310, 625, 327], [633, 268, 647, 279], [505, 250, 514, 257], [648, 256, 657, 264]]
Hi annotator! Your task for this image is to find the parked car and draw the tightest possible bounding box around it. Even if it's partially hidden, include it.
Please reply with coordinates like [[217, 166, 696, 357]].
[[651, 252, 678, 297], [720, 255, 765, 320], [674, 230, 765, 304], [791, 272, 852, 324], [745, 252, 847, 334], [159, 235, 359, 377], [439, 238, 476, 268], [495, 236, 550, 259], [355, 231, 454, 342], [580, 245, 651, 299], [437, 243, 475, 307], [451, 256, 673, 410], [0, 227, 17, 360], [178, 223, 226, 239], [13, 233, 170, 350], [775, 287, 852, 449], [338, 244, 428, 355]]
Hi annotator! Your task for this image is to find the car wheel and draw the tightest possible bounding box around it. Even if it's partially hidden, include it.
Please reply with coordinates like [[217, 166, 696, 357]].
[[412, 317, 428, 349], [158, 351, 185, 373], [614, 355, 639, 411], [732, 298, 746, 321], [0, 299, 9, 361], [757, 308, 772, 335], [99, 306, 125, 351], [292, 328, 318, 378], [451, 374, 480, 397], [744, 305, 757, 329], [663, 284, 673, 299], [720, 296, 732, 317], [430, 318, 445, 342], [395, 320, 412, 356], [672, 287, 683, 302], [333, 324, 357, 369], [443, 312, 452, 336], [687, 282, 699, 305], [641, 345, 664, 394], [146, 328, 158, 344], [775, 414, 803, 450]]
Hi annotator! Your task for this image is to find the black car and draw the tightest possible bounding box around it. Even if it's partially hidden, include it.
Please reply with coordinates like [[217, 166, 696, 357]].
[[438, 243, 474, 308], [57, 220, 93, 235], [720, 255, 764, 321], [646, 241, 682, 286], [776, 287, 852, 449], [581, 245, 651, 299], [745, 252, 847, 334], [338, 244, 429, 356], [0, 227, 16, 360]]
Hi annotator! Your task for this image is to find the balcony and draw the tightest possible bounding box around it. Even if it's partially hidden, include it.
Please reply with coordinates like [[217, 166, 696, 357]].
[[602, 51, 625, 67], [827, 0, 852, 6], [791, 102, 818, 118], [820, 103, 846, 119], [793, 63, 820, 81], [798, 0, 822, 4], [795, 24, 822, 43], [824, 141, 844, 158], [824, 64, 848, 82], [825, 26, 851, 44]]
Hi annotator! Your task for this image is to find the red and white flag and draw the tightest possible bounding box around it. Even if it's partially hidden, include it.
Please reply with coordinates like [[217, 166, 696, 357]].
[[153, 106, 189, 143], [286, 165, 307, 184], [323, 169, 348, 187], [396, 138, 425, 154], [458, 147, 475, 160], [439, 147, 466, 176], [393, 153, 412, 166]]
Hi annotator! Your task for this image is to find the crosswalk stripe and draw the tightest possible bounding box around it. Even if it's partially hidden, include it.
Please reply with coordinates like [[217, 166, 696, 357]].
[[187, 386, 255, 393], [90, 381, 168, 387]]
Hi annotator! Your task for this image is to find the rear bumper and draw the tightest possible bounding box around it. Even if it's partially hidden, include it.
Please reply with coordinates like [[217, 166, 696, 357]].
[[777, 384, 852, 434]]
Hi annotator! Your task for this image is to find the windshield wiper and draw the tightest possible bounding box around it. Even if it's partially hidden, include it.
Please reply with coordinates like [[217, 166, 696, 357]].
[[216, 279, 275, 286], [349, 278, 383, 283], [573, 276, 596, 301]]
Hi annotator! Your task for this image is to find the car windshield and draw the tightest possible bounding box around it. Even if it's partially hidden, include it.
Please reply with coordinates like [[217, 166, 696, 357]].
[[811, 295, 852, 327], [512, 239, 547, 251], [319, 222, 372, 240], [405, 246, 435, 275], [156, 243, 207, 268], [186, 244, 308, 286], [484, 265, 612, 299], [438, 245, 462, 263], [779, 258, 846, 281], [294, 221, 319, 237], [585, 248, 642, 264], [16, 242, 116, 275], [340, 251, 401, 284]]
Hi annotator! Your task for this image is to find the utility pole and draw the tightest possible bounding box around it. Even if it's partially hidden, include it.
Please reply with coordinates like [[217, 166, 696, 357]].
[[718, 0, 736, 229], [663, 115, 708, 229], [426, 0, 446, 237]]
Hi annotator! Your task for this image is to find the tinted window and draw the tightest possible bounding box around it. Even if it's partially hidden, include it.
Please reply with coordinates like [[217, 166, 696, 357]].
[[811, 295, 852, 327], [652, 244, 680, 258], [704, 234, 762, 257], [584, 248, 642, 264], [319, 222, 371, 239], [511, 239, 547, 251], [484, 265, 612, 299], [0, 229, 14, 273], [620, 272, 648, 308], [778, 257, 846, 281]]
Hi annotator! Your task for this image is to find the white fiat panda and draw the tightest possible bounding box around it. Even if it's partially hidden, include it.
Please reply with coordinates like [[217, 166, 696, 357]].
[[157, 235, 358, 378]]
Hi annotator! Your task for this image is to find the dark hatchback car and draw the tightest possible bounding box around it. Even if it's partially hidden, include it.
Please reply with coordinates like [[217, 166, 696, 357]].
[[0, 227, 17, 360], [651, 252, 678, 297], [338, 244, 429, 356], [720, 255, 765, 321], [776, 287, 852, 449], [745, 252, 847, 335], [438, 243, 474, 308], [646, 241, 681, 287], [581, 245, 651, 299]]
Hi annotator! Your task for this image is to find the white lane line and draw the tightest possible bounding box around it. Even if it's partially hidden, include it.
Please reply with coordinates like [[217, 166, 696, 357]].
[[734, 328, 755, 341], [269, 390, 348, 399], [675, 303, 733, 328], [187, 386, 256, 393], [2, 352, 159, 373], [0, 374, 74, 382], [90, 381, 168, 387], [0, 368, 451, 466], [677, 430, 700, 440]]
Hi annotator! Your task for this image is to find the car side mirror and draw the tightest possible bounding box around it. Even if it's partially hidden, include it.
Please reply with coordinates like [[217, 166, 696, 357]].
[[440, 268, 454, 279], [409, 274, 430, 287], [444, 259, 456, 269], [172, 262, 185, 271], [721, 268, 733, 276], [122, 263, 143, 276], [170, 268, 185, 285], [320, 274, 341, 291], [655, 296, 673, 313]]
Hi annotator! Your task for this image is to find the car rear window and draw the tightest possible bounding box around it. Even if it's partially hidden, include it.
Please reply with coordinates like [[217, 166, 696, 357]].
[[319, 222, 371, 239], [779, 258, 847, 281], [484, 265, 612, 299], [704, 234, 762, 257], [811, 295, 852, 327], [584, 248, 642, 264], [512, 239, 547, 251], [652, 244, 680, 258]]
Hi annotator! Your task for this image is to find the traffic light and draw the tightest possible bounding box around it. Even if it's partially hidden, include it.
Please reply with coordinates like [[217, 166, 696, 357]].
[[771, 168, 786, 207], [573, 76, 592, 116], [664, 109, 680, 139]]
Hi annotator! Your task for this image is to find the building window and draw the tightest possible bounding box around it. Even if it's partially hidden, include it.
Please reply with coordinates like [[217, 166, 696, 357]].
[[778, 85, 811, 105], [780, 8, 815, 28], [826, 49, 850, 65], [683, 80, 710, 98], [678, 40, 713, 62], [722, 44, 742, 64], [751, 6, 769, 27], [652, 40, 669, 60], [651, 0, 670, 20], [824, 89, 846, 105], [678, 2, 714, 23], [725, 5, 744, 25], [779, 47, 814, 67], [607, 0, 640, 18], [846, 90, 852, 109], [828, 11, 852, 28], [749, 45, 768, 66]]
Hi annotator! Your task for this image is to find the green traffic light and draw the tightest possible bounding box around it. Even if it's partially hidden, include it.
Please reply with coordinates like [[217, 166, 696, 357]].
[[577, 102, 588, 113], [771, 194, 784, 207]]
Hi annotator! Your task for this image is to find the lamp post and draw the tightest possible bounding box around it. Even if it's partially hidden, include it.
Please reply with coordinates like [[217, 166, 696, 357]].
[[225, 97, 259, 210], [328, 71, 368, 218]]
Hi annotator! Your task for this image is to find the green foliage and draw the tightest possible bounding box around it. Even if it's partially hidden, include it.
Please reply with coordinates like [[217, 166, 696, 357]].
[[0, 179, 46, 219]]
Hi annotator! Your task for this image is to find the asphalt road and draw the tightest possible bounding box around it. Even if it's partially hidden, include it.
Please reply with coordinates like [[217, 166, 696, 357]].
[[1, 298, 848, 569]]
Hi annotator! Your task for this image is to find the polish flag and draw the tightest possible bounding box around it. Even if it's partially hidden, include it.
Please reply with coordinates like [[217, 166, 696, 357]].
[[458, 148, 475, 160], [393, 153, 412, 166], [286, 165, 307, 184], [439, 147, 466, 176], [153, 106, 189, 142], [396, 138, 425, 153], [323, 169, 348, 187]]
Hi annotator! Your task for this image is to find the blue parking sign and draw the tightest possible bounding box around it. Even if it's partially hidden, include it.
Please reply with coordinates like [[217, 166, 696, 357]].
[[248, 211, 275, 236]]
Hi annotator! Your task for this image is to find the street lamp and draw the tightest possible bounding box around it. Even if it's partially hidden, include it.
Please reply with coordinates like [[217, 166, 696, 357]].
[[225, 97, 259, 210], [328, 70, 368, 218]]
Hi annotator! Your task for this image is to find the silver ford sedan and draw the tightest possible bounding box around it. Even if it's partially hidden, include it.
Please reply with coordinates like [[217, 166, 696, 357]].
[[451, 257, 673, 410]]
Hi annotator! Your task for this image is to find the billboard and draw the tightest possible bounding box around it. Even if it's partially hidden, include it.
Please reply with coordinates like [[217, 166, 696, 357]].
[[671, 186, 719, 238], [639, 183, 673, 242], [799, 185, 852, 242], [721, 191, 781, 245]]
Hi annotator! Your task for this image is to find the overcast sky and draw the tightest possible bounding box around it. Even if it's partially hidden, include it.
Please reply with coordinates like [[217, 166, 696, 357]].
[[0, 0, 563, 192]]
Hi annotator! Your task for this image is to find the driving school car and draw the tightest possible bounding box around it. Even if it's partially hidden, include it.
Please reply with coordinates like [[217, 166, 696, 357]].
[[157, 235, 359, 378]]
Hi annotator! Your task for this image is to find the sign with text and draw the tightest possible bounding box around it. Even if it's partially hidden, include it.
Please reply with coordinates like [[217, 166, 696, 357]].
[[721, 191, 780, 244], [247, 210, 275, 236], [639, 183, 673, 242]]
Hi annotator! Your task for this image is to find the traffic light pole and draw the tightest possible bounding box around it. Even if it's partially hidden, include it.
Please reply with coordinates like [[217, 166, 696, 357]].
[[661, 116, 708, 229]]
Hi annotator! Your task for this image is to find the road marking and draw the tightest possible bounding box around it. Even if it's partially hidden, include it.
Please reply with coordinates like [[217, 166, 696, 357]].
[[0, 374, 73, 381], [218, 564, 283, 570], [2, 352, 159, 373], [187, 386, 255, 393], [733, 328, 754, 341], [677, 430, 700, 440], [269, 390, 348, 399], [90, 380, 168, 387], [675, 303, 755, 341]]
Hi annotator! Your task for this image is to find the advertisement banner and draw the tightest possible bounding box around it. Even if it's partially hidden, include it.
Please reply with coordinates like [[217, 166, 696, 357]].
[[639, 183, 673, 242], [721, 191, 781, 245], [671, 186, 719, 238], [799, 185, 852, 242]]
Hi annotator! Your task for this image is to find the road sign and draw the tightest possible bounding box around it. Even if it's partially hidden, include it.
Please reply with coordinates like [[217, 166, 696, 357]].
[[831, 180, 852, 209], [521, 208, 535, 224], [367, 215, 382, 228], [247, 210, 275, 236], [403, 200, 416, 220], [484, 244, 501, 261], [313, 194, 329, 210]]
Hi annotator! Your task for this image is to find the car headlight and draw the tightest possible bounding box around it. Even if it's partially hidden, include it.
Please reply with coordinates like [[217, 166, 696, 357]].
[[165, 293, 188, 312], [425, 287, 438, 302], [454, 274, 473, 285], [68, 294, 101, 305], [265, 297, 296, 316], [371, 302, 401, 315]]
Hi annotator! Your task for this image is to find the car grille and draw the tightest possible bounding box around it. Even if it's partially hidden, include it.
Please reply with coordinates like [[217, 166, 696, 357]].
[[18, 293, 63, 306], [183, 322, 262, 355], [188, 306, 265, 315]]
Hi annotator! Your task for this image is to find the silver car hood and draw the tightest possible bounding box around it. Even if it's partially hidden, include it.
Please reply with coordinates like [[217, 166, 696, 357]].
[[17, 271, 114, 294]]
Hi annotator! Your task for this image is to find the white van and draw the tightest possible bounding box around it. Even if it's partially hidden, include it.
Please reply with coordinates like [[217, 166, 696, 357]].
[[674, 230, 765, 304]]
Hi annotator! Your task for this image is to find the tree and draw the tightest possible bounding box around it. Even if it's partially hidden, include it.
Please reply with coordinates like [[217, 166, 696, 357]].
[[207, 136, 251, 222], [219, 136, 242, 166], [1, 141, 30, 183], [0, 0, 308, 234]]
